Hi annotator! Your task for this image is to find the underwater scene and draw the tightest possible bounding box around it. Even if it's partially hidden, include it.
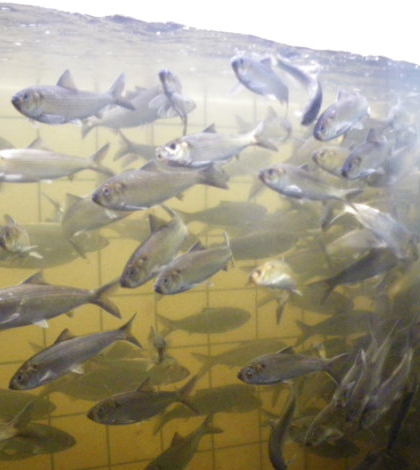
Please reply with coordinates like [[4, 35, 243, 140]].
[[1, 3, 420, 470]]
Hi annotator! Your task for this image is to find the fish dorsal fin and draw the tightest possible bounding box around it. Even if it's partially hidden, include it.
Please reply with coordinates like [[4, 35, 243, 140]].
[[366, 128, 379, 143], [3, 214, 15, 225], [260, 57, 272, 67], [188, 240, 205, 252], [22, 272, 48, 285], [65, 193, 83, 210], [27, 137, 49, 150], [137, 377, 154, 392], [203, 123, 217, 134], [149, 214, 167, 233], [278, 346, 294, 354], [53, 328, 75, 345], [56, 70, 78, 91], [170, 432, 184, 446]]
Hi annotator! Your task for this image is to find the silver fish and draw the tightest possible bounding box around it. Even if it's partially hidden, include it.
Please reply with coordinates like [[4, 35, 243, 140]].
[[231, 55, 288, 105], [12, 70, 134, 124], [9, 314, 141, 390], [0, 272, 120, 330], [87, 374, 197, 425], [0, 214, 40, 258], [249, 259, 301, 294], [154, 234, 233, 295], [92, 161, 229, 211], [259, 162, 362, 202], [314, 89, 370, 141], [0, 141, 113, 183], [311, 145, 351, 177], [156, 122, 277, 168], [114, 131, 157, 165], [237, 347, 346, 385], [120, 208, 189, 288]]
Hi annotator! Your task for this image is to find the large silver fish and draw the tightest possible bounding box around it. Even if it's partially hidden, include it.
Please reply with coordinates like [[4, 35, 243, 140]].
[[0, 141, 113, 183], [313, 89, 370, 141], [0, 272, 120, 330], [12, 70, 134, 124], [120, 208, 189, 288], [231, 55, 289, 105], [9, 315, 141, 390], [92, 161, 229, 211], [154, 234, 233, 295], [155, 122, 277, 168]]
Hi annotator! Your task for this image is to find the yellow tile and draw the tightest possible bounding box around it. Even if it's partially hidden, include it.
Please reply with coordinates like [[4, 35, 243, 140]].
[[215, 443, 261, 470]]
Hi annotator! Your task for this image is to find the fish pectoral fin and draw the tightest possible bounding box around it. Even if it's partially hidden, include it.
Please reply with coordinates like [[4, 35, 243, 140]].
[[33, 319, 49, 328], [70, 364, 85, 375], [285, 184, 304, 198], [29, 250, 43, 260], [0, 312, 21, 325]]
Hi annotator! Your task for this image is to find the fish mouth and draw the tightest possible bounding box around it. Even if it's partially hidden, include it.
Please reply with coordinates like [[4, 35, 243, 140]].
[[11, 95, 21, 111]]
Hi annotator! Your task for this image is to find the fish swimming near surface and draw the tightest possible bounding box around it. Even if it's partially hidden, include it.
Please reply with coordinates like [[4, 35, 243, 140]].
[[12, 70, 135, 124], [313, 89, 370, 141], [0, 272, 121, 330], [92, 160, 229, 211], [120, 208, 189, 288], [0, 140, 113, 183], [231, 55, 289, 107], [9, 314, 141, 390], [155, 121, 277, 168], [154, 233, 233, 295]]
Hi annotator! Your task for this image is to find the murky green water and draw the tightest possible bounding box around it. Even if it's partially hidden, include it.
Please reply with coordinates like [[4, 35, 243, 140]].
[[1, 3, 420, 470]]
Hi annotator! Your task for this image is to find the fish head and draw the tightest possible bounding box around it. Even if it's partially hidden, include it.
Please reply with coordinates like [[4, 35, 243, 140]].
[[259, 165, 286, 187], [0, 224, 26, 252], [11, 87, 44, 119], [158, 69, 182, 94], [120, 257, 149, 288], [341, 155, 362, 179], [9, 364, 41, 390], [155, 139, 191, 166], [312, 147, 339, 168], [237, 361, 266, 384], [313, 109, 338, 141], [305, 422, 343, 447], [92, 181, 126, 209], [248, 267, 263, 285], [231, 55, 254, 80], [154, 269, 184, 295], [87, 400, 117, 424]]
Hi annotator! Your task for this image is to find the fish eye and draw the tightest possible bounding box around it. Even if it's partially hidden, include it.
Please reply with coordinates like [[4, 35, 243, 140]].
[[245, 368, 254, 379], [168, 142, 177, 151], [127, 266, 138, 278], [22, 92, 30, 101]]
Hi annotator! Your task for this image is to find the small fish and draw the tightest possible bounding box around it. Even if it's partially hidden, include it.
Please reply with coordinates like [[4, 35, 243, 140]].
[[314, 89, 370, 141], [156, 69, 196, 135], [0, 141, 113, 183], [12, 70, 134, 124], [148, 326, 167, 364], [231, 55, 289, 106], [341, 129, 389, 179], [0, 272, 121, 330], [311, 145, 351, 177], [156, 307, 251, 335], [259, 162, 362, 202], [120, 208, 188, 288], [144, 415, 222, 470], [9, 314, 141, 390], [87, 374, 197, 425], [92, 161, 229, 211], [154, 233, 233, 295], [0, 214, 41, 258], [237, 347, 346, 385], [249, 259, 301, 294], [155, 122, 277, 168]]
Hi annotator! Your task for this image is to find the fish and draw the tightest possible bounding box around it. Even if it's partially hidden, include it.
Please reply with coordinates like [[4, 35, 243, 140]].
[[0, 272, 121, 330], [313, 89, 370, 141], [12, 70, 134, 124], [156, 307, 251, 335], [114, 131, 157, 165], [91, 161, 229, 211], [311, 145, 351, 177], [120, 208, 189, 288], [231, 55, 289, 106], [148, 326, 167, 364], [266, 386, 296, 470], [9, 314, 142, 390], [0, 400, 35, 443], [0, 214, 41, 258], [153, 384, 261, 433], [259, 162, 363, 202], [249, 259, 301, 294], [155, 68, 196, 135], [144, 415, 222, 470], [0, 389, 55, 422], [275, 54, 323, 125], [341, 129, 389, 179], [155, 122, 277, 168], [154, 233, 233, 295], [237, 347, 346, 385], [86, 374, 198, 425], [0, 140, 113, 183]]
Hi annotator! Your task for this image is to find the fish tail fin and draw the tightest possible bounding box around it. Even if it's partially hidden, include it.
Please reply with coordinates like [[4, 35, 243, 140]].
[[118, 313, 143, 349], [325, 352, 349, 384], [109, 73, 136, 111], [199, 165, 230, 189], [114, 132, 134, 161], [251, 121, 278, 151], [9, 399, 37, 432], [89, 143, 114, 176], [91, 281, 121, 318], [294, 319, 312, 346], [155, 312, 176, 335], [153, 414, 169, 435], [178, 375, 199, 414], [202, 414, 223, 435]]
